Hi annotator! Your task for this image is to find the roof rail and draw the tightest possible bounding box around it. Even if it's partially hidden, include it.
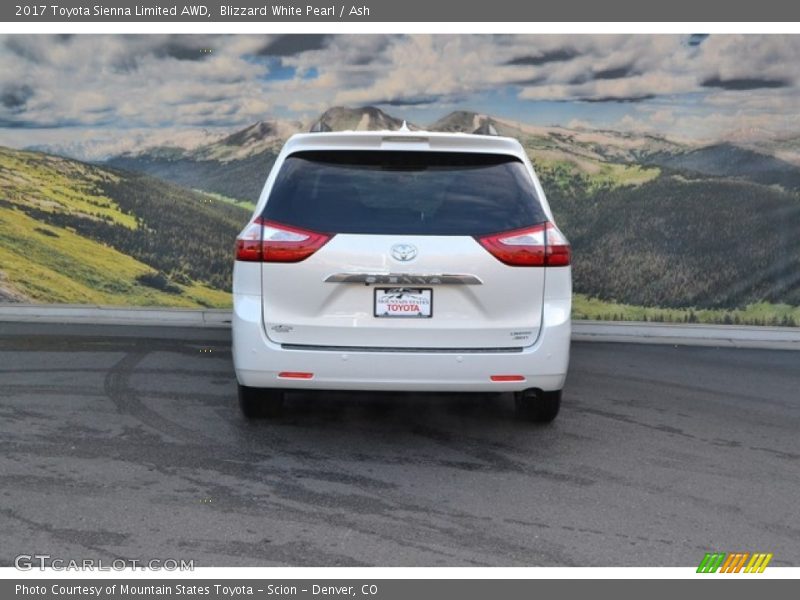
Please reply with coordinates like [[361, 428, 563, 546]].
[[309, 120, 332, 133]]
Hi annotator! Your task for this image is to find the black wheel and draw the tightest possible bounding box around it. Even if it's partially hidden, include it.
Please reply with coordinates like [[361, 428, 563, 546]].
[[238, 384, 285, 419], [514, 389, 561, 423]]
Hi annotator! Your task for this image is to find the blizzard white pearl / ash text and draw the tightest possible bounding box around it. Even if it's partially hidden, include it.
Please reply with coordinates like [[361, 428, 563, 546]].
[[220, 5, 370, 17]]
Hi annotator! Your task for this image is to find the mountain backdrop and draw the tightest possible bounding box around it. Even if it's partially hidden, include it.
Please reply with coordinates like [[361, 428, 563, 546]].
[[2, 105, 800, 324]]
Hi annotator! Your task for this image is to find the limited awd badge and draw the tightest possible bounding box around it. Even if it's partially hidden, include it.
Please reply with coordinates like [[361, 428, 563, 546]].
[[391, 243, 418, 262]]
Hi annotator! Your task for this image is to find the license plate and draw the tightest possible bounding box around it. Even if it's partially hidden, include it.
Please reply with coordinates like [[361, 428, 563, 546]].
[[374, 288, 433, 318]]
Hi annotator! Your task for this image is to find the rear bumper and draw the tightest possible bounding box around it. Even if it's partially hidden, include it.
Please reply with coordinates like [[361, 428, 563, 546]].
[[232, 294, 570, 393]]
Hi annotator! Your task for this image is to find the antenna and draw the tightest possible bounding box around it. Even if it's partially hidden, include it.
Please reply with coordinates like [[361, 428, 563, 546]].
[[399, 120, 410, 132], [472, 120, 499, 136], [309, 120, 332, 133]]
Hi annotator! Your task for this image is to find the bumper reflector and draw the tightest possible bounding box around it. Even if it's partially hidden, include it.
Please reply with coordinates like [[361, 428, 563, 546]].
[[490, 375, 525, 382], [278, 371, 314, 379]]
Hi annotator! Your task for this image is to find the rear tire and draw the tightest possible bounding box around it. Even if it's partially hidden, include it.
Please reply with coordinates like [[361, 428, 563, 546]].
[[514, 389, 561, 423], [238, 384, 285, 419]]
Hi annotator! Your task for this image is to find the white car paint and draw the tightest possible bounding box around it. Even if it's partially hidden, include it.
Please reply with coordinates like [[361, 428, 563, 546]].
[[232, 130, 571, 401]]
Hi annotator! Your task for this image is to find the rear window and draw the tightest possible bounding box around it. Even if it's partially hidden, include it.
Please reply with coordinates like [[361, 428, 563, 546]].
[[262, 150, 546, 235]]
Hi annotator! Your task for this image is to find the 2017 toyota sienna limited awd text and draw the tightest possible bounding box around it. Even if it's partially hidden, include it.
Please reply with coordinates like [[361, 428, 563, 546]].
[[232, 129, 571, 422]]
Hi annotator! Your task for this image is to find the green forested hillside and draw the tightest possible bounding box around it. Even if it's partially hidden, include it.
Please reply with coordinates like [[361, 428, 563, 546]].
[[646, 143, 800, 190], [0, 146, 247, 306], [543, 170, 800, 312], [107, 149, 277, 204]]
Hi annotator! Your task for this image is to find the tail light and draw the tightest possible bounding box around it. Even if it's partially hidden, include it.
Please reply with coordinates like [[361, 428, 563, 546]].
[[476, 222, 570, 267], [235, 219, 264, 262], [235, 218, 332, 263]]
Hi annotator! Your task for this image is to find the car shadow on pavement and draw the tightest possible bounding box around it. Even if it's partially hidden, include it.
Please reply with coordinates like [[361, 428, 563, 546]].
[[261, 390, 514, 424]]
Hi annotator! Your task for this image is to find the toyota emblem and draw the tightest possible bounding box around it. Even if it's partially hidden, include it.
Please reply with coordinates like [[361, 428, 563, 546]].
[[390, 243, 418, 262]]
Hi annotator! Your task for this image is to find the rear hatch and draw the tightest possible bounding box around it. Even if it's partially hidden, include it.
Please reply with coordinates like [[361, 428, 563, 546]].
[[258, 150, 550, 350]]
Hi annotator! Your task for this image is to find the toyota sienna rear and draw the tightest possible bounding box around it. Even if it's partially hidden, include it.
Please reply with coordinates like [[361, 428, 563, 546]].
[[232, 130, 571, 422]]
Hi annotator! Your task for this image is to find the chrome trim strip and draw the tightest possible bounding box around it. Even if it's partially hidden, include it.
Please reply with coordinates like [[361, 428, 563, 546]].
[[324, 273, 483, 285], [281, 344, 523, 354]]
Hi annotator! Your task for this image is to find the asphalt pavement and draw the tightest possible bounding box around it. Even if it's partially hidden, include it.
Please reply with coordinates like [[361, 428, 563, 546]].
[[1, 322, 798, 567]]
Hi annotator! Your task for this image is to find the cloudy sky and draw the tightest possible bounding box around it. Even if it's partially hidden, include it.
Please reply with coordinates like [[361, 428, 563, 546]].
[[1, 34, 800, 159]]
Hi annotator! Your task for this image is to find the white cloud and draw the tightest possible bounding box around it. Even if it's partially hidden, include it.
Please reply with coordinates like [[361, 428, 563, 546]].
[[649, 109, 675, 125], [2, 34, 800, 155]]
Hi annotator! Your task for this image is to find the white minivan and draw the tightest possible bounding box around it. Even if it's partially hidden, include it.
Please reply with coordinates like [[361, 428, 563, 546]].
[[232, 129, 571, 422]]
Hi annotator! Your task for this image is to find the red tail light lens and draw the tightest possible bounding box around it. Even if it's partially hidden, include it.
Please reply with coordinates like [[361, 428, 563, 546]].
[[477, 224, 546, 266], [235, 218, 332, 263], [235, 220, 264, 262], [476, 222, 570, 267], [544, 223, 571, 267], [261, 220, 332, 263]]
